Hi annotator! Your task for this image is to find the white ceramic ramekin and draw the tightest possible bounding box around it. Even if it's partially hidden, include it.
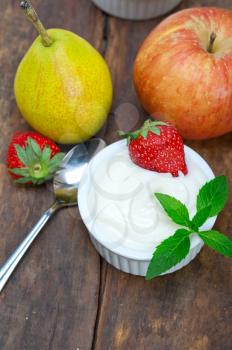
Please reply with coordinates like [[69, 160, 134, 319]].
[[78, 140, 216, 277], [92, 0, 182, 20]]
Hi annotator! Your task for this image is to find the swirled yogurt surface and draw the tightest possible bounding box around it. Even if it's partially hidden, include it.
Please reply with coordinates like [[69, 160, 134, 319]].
[[78, 140, 215, 259]]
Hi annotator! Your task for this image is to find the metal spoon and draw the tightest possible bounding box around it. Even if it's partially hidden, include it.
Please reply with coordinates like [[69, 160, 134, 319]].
[[0, 138, 106, 292]]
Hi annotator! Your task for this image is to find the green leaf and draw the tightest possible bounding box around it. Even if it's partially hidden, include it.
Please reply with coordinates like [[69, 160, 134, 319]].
[[151, 121, 168, 126], [33, 177, 52, 185], [131, 130, 140, 140], [118, 120, 168, 142], [8, 167, 29, 176], [118, 130, 130, 139], [118, 130, 139, 140], [14, 145, 29, 166], [48, 152, 65, 168], [15, 177, 32, 184], [146, 229, 191, 280], [39, 175, 53, 184], [150, 126, 160, 135], [140, 129, 148, 138], [199, 230, 232, 258], [41, 146, 52, 162], [155, 193, 191, 227], [27, 138, 42, 158], [24, 141, 36, 163], [197, 176, 228, 217], [191, 206, 211, 230]]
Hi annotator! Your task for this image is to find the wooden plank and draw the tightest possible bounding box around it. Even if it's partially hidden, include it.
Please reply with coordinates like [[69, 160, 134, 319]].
[[0, 1, 105, 349], [93, 1, 232, 349], [1, 0, 232, 349]]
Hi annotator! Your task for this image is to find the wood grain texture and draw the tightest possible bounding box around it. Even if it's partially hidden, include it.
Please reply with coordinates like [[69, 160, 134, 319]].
[[0, 1, 104, 349], [94, 1, 232, 350], [0, 0, 232, 349]]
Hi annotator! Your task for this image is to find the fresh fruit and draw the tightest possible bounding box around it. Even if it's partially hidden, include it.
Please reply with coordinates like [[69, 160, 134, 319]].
[[134, 7, 232, 140], [7, 131, 64, 185], [119, 119, 188, 177], [14, 1, 112, 144]]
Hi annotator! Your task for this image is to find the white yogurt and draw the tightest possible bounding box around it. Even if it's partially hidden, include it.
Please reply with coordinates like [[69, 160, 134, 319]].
[[79, 140, 215, 261]]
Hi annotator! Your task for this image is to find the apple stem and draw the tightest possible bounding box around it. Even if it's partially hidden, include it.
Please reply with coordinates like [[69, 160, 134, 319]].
[[20, 0, 53, 47], [207, 32, 216, 53]]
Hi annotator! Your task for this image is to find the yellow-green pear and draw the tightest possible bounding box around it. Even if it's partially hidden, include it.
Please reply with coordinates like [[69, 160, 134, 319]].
[[14, 1, 113, 144]]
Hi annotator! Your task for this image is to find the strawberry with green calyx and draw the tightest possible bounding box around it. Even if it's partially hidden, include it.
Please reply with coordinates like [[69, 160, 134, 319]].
[[119, 119, 188, 177], [7, 132, 65, 185]]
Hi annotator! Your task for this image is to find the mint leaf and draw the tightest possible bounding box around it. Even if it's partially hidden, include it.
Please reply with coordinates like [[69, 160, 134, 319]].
[[155, 193, 191, 227], [199, 230, 232, 258], [197, 176, 228, 217], [146, 229, 191, 280], [191, 206, 211, 230]]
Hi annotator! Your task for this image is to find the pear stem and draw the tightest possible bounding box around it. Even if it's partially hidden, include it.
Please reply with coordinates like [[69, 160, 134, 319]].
[[20, 0, 53, 47], [207, 32, 216, 53]]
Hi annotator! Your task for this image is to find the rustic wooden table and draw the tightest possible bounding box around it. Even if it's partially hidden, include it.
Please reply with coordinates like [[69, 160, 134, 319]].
[[0, 0, 232, 349]]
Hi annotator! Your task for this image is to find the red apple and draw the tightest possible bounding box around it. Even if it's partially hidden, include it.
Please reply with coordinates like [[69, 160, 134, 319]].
[[134, 7, 232, 139]]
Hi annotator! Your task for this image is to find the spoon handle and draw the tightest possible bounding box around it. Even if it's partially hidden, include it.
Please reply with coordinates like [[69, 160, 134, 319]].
[[0, 202, 60, 293]]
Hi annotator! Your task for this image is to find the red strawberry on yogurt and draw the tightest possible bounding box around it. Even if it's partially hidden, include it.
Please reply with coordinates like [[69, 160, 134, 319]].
[[119, 119, 188, 177]]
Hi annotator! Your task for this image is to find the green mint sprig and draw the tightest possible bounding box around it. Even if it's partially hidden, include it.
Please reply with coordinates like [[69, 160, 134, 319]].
[[146, 175, 232, 280]]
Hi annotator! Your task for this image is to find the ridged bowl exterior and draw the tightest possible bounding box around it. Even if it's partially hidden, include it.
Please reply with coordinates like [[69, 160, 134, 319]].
[[89, 234, 204, 276], [92, 0, 182, 20]]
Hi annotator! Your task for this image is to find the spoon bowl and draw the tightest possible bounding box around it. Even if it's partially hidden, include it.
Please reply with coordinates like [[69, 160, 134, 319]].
[[54, 138, 106, 206]]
